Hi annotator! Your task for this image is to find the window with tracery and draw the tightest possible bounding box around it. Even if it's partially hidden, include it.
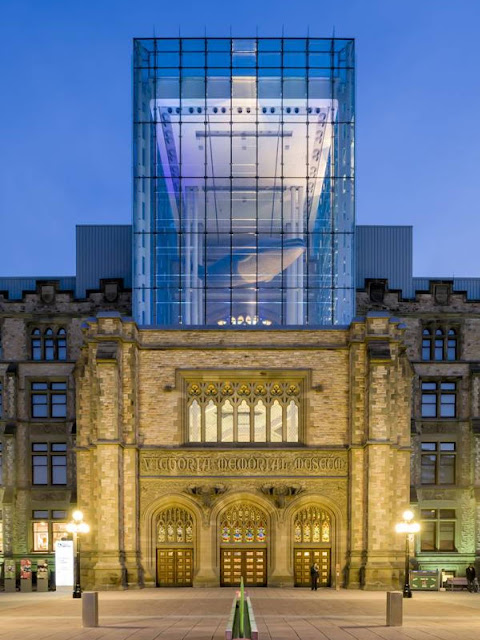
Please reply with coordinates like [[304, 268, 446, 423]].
[[422, 325, 457, 361], [220, 504, 267, 544], [157, 507, 194, 544], [186, 377, 302, 443], [294, 507, 331, 543], [31, 327, 67, 361]]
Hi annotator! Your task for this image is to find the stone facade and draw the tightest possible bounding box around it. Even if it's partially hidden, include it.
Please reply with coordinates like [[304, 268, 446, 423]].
[[358, 279, 480, 578], [75, 312, 411, 590], [0, 279, 130, 576]]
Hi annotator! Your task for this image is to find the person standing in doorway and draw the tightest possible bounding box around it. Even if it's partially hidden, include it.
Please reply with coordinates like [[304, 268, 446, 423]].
[[310, 562, 319, 591]]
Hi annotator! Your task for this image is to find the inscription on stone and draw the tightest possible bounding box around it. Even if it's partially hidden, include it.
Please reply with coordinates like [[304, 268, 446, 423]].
[[140, 450, 347, 477]]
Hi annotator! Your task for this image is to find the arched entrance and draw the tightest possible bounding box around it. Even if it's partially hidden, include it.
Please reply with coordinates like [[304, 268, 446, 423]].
[[156, 507, 195, 587], [219, 503, 268, 587], [292, 506, 332, 587]]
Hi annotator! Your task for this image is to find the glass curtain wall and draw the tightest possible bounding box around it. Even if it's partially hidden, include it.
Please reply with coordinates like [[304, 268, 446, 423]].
[[133, 37, 355, 326]]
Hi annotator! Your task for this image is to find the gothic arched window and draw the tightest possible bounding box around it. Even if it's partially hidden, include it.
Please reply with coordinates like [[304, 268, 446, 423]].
[[186, 377, 302, 443], [294, 507, 331, 543], [31, 327, 67, 361], [157, 507, 194, 544], [220, 503, 268, 544]]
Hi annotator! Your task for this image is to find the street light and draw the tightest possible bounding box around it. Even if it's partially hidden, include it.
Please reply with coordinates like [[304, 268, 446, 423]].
[[66, 510, 90, 599], [395, 509, 420, 598]]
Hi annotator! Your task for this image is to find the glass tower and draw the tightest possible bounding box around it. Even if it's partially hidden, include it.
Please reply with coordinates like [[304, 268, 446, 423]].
[[133, 38, 355, 327]]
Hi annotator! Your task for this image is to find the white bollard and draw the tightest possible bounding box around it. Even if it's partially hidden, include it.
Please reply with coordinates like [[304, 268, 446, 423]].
[[386, 591, 403, 627], [82, 591, 99, 627]]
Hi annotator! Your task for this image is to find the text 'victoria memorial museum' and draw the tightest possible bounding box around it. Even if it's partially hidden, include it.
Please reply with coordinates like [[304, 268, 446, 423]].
[[1, 37, 480, 591]]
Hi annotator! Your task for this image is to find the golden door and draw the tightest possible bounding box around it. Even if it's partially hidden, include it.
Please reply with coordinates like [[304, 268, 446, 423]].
[[294, 548, 331, 587], [156, 548, 193, 587], [221, 548, 267, 587]]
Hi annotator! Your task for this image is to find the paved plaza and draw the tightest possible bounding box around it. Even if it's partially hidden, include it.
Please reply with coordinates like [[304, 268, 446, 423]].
[[1, 588, 480, 640]]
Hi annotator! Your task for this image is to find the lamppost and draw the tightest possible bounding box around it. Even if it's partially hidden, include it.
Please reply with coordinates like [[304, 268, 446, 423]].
[[66, 510, 90, 599], [395, 509, 420, 598]]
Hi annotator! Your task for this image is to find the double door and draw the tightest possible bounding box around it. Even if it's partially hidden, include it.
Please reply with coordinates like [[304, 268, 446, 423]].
[[294, 548, 331, 587], [221, 548, 267, 587], [156, 548, 193, 586]]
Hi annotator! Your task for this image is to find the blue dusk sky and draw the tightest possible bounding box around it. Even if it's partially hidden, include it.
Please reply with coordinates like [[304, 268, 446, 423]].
[[0, 0, 479, 278]]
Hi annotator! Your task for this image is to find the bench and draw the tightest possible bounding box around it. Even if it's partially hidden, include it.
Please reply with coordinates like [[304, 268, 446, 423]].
[[446, 577, 468, 591]]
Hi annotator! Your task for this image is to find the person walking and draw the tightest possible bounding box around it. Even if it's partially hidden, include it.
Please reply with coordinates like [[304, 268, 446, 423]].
[[310, 562, 319, 591], [466, 564, 476, 592]]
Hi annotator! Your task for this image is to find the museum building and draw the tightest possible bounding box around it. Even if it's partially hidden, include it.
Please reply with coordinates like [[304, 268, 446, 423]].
[[0, 37, 479, 591]]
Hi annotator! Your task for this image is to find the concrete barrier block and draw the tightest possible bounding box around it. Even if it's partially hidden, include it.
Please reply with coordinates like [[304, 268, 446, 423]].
[[82, 591, 99, 627], [386, 591, 403, 627]]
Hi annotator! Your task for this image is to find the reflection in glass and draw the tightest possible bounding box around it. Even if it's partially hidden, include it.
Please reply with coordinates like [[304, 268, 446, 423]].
[[134, 38, 355, 326]]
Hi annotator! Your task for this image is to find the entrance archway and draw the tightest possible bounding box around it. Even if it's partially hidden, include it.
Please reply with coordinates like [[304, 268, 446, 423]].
[[292, 506, 332, 587], [156, 506, 195, 587], [218, 502, 268, 587]]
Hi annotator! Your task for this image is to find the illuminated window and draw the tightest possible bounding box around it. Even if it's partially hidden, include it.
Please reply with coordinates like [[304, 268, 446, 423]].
[[420, 509, 456, 552], [157, 507, 194, 544], [294, 507, 331, 543], [220, 504, 267, 544], [31, 327, 67, 361], [32, 510, 68, 552], [186, 377, 302, 443], [422, 326, 457, 361], [420, 442, 456, 484]]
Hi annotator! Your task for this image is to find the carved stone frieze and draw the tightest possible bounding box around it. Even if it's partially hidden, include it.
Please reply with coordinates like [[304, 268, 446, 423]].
[[259, 483, 306, 509]]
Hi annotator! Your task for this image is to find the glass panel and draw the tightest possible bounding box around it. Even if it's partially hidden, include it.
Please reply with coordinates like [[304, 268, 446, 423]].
[[440, 509, 456, 519], [421, 395, 437, 418], [439, 522, 455, 551], [440, 442, 455, 451], [440, 394, 455, 417], [421, 442, 436, 451], [221, 400, 234, 442], [286, 400, 298, 442], [32, 456, 48, 484], [51, 395, 67, 418], [189, 400, 201, 442], [270, 400, 282, 442], [51, 443, 66, 451], [237, 399, 250, 442], [52, 510, 67, 519], [52, 522, 68, 546], [52, 456, 67, 485], [420, 521, 436, 551], [51, 382, 67, 390], [254, 400, 267, 442], [32, 443, 48, 452], [441, 382, 456, 390], [421, 455, 436, 484], [205, 400, 217, 442], [421, 509, 437, 520], [33, 522, 49, 552], [438, 454, 455, 484]]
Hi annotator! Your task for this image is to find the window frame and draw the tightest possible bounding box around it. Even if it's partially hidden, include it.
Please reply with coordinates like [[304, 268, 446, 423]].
[[421, 324, 458, 361], [420, 509, 456, 553], [420, 441, 456, 485], [31, 442, 67, 486], [421, 380, 457, 419], [30, 381, 68, 419], [31, 510, 68, 552], [180, 370, 308, 445], [30, 327, 67, 361]]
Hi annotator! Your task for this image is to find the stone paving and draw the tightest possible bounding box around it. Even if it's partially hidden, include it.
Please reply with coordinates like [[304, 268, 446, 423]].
[[1, 588, 480, 640]]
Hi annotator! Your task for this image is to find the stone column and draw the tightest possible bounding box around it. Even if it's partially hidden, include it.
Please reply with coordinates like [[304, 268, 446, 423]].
[[193, 519, 218, 587], [269, 514, 294, 587]]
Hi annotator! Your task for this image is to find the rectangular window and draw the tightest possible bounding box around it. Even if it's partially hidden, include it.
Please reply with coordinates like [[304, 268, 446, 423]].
[[32, 443, 67, 485], [420, 509, 456, 552], [31, 381, 67, 419], [420, 442, 456, 484], [421, 381, 456, 418], [422, 327, 458, 361], [32, 511, 68, 552]]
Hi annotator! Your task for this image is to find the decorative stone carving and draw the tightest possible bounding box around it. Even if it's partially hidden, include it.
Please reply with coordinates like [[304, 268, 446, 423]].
[[259, 483, 306, 509], [185, 484, 228, 524]]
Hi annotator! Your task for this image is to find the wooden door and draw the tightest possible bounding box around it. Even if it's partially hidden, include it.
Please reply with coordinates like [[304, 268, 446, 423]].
[[156, 548, 193, 586], [221, 548, 267, 587], [294, 548, 331, 587]]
